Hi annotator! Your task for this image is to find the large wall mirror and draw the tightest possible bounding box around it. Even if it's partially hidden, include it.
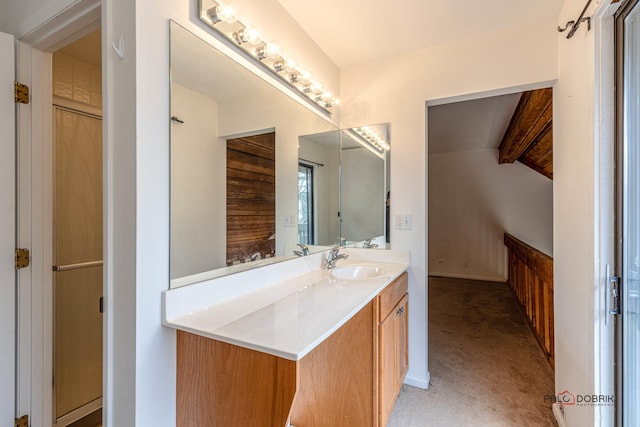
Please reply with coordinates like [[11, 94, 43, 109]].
[[170, 21, 391, 289], [169, 21, 336, 288]]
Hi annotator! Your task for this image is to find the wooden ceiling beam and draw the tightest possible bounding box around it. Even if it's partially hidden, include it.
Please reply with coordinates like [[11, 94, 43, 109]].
[[498, 88, 553, 165]]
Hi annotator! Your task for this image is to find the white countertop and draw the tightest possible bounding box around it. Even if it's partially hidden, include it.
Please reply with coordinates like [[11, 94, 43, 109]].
[[162, 248, 409, 360]]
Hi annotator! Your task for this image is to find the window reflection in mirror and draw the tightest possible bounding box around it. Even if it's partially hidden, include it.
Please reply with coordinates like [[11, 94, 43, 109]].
[[297, 124, 390, 248], [297, 130, 341, 246]]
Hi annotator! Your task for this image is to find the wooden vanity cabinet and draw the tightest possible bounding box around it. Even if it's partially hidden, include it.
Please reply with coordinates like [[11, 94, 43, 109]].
[[378, 291, 408, 426], [176, 271, 409, 427]]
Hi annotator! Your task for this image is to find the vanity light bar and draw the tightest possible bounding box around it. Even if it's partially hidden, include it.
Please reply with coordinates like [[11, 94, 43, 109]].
[[200, 0, 340, 113], [353, 127, 390, 152], [347, 129, 385, 159]]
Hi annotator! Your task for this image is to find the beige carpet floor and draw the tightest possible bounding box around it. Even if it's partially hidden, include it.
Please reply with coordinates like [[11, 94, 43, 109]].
[[387, 277, 556, 427]]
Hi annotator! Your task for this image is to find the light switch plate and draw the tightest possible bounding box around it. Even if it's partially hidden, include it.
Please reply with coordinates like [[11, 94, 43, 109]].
[[283, 213, 297, 227], [394, 214, 413, 230]]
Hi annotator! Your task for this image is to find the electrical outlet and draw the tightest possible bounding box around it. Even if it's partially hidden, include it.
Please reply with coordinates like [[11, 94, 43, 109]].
[[463, 259, 469, 268]]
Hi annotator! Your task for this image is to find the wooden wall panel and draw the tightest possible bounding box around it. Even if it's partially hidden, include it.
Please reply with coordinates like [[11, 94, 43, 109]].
[[504, 233, 554, 367], [226, 132, 275, 264]]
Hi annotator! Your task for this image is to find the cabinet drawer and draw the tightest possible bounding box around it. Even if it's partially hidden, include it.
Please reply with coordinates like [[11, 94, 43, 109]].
[[378, 272, 408, 320]]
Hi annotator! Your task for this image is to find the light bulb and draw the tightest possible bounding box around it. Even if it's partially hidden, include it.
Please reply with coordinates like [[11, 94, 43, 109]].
[[240, 27, 260, 44], [216, 5, 237, 23], [300, 70, 312, 82], [284, 59, 298, 73], [207, 4, 237, 24], [266, 42, 281, 57], [311, 81, 323, 93]]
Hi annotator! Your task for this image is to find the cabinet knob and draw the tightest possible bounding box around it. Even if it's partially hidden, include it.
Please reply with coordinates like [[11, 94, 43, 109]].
[[396, 306, 404, 315]]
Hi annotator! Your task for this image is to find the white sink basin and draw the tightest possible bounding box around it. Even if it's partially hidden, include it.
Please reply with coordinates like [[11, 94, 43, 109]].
[[331, 265, 385, 280]]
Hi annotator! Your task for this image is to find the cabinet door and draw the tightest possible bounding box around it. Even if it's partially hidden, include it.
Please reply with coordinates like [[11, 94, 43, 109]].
[[379, 293, 408, 426], [397, 294, 409, 384]]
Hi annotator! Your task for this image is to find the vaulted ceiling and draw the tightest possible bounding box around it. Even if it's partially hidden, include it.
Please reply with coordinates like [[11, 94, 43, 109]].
[[428, 89, 553, 180], [276, 0, 564, 68]]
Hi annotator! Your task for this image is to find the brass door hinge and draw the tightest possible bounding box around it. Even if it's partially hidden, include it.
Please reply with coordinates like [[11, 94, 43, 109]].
[[15, 248, 30, 269], [15, 414, 28, 427], [15, 82, 29, 104]]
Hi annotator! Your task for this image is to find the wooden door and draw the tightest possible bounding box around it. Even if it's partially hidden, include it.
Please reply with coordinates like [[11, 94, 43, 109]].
[[379, 306, 398, 427], [379, 293, 409, 426], [397, 294, 409, 384]]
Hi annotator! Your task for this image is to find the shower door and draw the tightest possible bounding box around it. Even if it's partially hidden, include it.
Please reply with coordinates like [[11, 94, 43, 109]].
[[53, 106, 103, 425]]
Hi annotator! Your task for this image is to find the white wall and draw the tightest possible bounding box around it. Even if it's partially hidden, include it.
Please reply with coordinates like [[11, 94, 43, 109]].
[[341, 147, 385, 242], [553, 1, 617, 425], [340, 20, 558, 388], [170, 83, 226, 279], [298, 137, 340, 245], [429, 149, 553, 282]]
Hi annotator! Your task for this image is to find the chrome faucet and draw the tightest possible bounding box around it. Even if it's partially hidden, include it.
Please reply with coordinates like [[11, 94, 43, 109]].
[[293, 244, 310, 257], [323, 246, 349, 270], [363, 238, 378, 249]]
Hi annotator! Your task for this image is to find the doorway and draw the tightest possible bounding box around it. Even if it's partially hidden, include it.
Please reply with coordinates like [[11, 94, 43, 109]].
[[51, 30, 103, 427], [425, 87, 555, 422]]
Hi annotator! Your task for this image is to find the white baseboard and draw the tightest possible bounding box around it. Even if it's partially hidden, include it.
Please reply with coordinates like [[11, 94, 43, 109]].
[[428, 272, 507, 283], [404, 371, 430, 389]]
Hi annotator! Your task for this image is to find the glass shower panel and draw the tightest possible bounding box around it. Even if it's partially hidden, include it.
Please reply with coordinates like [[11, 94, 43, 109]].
[[54, 108, 102, 265], [53, 107, 103, 421], [54, 267, 103, 418]]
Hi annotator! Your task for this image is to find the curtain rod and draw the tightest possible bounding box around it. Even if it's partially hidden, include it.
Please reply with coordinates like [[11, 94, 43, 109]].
[[558, 0, 593, 39], [299, 158, 324, 167]]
